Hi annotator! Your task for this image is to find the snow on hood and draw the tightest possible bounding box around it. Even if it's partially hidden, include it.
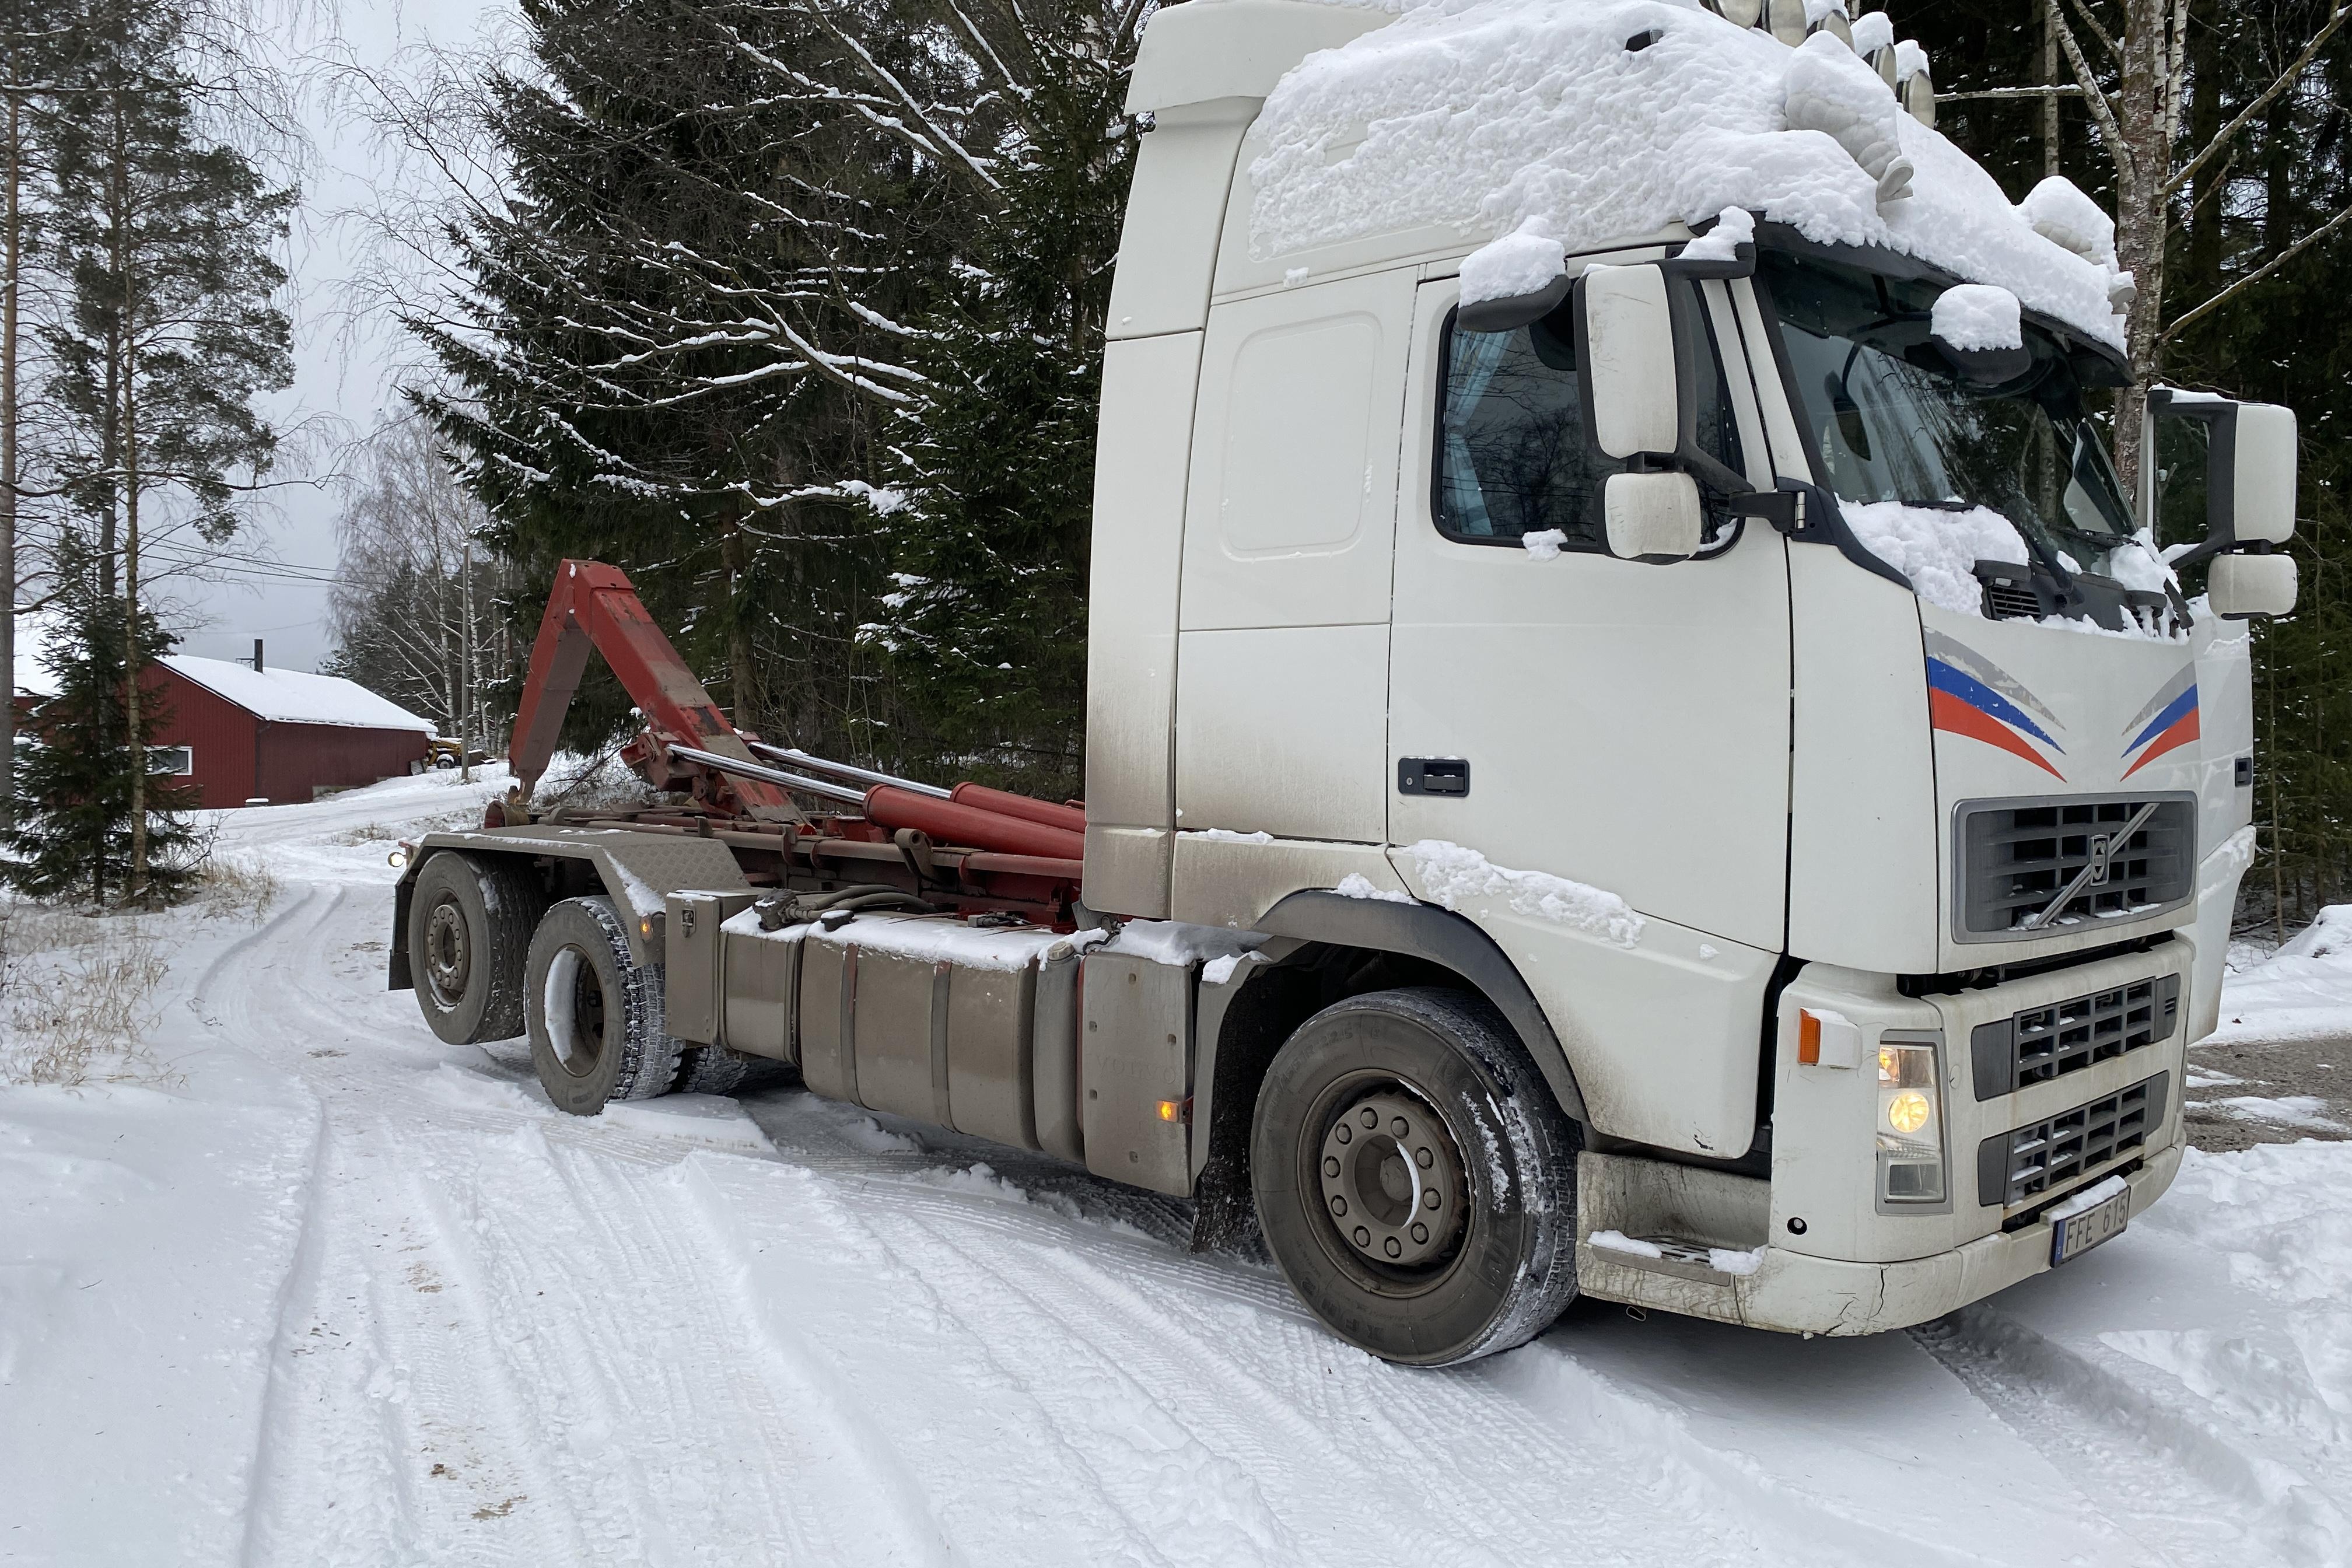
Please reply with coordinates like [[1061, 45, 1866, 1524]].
[[1248, 0, 2125, 349]]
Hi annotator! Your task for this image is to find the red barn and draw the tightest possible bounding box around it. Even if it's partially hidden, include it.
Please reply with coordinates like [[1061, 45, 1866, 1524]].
[[146, 654, 438, 808]]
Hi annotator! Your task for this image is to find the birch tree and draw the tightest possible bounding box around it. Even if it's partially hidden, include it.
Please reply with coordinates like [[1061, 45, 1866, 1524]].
[[327, 414, 516, 763], [2042, 0, 2352, 494]]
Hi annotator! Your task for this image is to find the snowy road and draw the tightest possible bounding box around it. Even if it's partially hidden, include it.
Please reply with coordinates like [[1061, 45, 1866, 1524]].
[[6, 772, 2351, 1566]]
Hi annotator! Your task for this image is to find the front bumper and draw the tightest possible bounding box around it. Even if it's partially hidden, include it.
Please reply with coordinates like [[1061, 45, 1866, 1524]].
[[1574, 940, 2190, 1334], [1575, 1140, 2180, 1334]]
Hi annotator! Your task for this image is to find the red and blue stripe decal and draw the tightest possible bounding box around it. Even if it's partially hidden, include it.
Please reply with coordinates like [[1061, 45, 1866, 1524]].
[[1923, 631, 2067, 779], [2122, 670, 2199, 778]]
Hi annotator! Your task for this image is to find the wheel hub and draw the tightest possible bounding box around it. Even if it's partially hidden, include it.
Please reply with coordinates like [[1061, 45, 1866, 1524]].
[[1318, 1088, 1465, 1269], [424, 897, 471, 1006], [546, 946, 607, 1076]]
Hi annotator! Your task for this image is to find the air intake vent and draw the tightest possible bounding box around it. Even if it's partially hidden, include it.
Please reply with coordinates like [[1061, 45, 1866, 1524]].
[[1955, 794, 2196, 942], [1971, 974, 2180, 1100], [1978, 1072, 2167, 1208], [1974, 560, 2051, 622]]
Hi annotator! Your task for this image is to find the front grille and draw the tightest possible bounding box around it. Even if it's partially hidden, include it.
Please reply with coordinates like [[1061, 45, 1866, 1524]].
[[1971, 974, 2180, 1100], [1976, 1071, 2168, 1207], [1955, 794, 2195, 942]]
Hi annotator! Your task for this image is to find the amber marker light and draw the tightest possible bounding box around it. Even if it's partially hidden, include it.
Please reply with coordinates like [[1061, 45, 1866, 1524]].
[[1157, 1098, 1191, 1124]]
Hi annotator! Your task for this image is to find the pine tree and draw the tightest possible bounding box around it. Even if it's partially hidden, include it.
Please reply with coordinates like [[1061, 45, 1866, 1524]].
[[4, 531, 197, 904], [873, 37, 1136, 799], [33, 0, 289, 901]]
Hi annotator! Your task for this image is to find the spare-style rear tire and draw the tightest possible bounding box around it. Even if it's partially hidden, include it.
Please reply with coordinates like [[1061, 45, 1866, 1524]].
[[525, 896, 684, 1115], [409, 852, 540, 1045], [1251, 986, 1582, 1366]]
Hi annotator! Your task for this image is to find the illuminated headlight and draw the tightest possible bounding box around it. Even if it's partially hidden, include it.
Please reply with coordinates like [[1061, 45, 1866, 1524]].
[[1876, 1038, 1947, 1205]]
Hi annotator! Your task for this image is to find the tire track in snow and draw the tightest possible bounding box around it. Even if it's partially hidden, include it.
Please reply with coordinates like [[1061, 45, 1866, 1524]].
[[204, 875, 940, 1566], [186, 826, 2245, 1568], [1917, 1310, 2338, 1567], [679, 1153, 1242, 1566]]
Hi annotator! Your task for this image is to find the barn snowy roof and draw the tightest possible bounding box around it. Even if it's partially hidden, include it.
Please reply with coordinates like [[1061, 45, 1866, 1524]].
[[1135, 0, 2129, 348], [161, 656, 437, 733]]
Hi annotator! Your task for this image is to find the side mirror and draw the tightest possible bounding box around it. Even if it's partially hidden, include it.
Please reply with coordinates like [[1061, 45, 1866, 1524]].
[[2145, 389, 2299, 549], [2208, 551, 2298, 620], [2231, 402, 2298, 545], [1576, 265, 1681, 460], [1603, 471, 1704, 563]]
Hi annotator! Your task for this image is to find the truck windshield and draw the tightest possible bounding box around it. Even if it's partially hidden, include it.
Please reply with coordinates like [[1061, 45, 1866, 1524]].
[[1759, 250, 2134, 576]]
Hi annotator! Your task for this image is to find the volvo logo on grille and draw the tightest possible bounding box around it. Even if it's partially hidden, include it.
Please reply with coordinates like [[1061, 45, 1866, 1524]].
[[2086, 833, 2113, 886]]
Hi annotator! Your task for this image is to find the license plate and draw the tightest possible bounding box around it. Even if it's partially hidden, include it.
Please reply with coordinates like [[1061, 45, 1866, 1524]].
[[2050, 1188, 2130, 1265]]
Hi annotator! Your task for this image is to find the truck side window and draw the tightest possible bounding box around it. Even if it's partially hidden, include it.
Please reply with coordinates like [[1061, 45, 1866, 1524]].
[[1434, 298, 1744, 548]]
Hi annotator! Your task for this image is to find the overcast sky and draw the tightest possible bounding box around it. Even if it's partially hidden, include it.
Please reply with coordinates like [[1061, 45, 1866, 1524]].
[[168, 0, 509, 674]]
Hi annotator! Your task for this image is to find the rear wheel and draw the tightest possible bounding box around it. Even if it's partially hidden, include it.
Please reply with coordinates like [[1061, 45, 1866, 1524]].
[[1250, 987, 1582, 1366], [408, 852, 540, 1044], [524, 896, 683, 1115]]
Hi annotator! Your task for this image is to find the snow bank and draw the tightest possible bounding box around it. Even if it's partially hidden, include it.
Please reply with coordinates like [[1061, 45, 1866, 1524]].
[[1841, 501, 2026, 616], [2208, 902, 2352, 1045], [1251, 0, 2124, 346], [1400, 839, 1644, 947]]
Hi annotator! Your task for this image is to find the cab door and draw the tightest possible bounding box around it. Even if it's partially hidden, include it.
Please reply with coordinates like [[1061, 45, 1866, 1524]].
[[1387, 270, 1792, 951]]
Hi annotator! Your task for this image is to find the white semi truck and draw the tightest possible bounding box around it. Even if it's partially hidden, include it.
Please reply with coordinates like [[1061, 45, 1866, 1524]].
[[390, 0, 2302, 1364]]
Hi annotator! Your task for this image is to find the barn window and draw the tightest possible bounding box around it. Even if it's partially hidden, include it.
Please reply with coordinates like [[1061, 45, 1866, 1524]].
[[148, 746, 193, 776]]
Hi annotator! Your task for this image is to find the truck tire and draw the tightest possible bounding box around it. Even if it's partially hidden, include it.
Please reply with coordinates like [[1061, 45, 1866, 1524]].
[[1250, 987, 1582, 1366], [524, 896, 684, 1115], [409, 851, 540, 1045]]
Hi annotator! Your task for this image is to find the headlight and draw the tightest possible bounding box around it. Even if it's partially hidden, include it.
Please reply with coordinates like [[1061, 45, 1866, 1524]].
[[1876, 1037, 1947, 1205]]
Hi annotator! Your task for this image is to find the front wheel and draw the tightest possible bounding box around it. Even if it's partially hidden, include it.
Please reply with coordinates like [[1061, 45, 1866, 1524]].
[[524, 897, 683, 1115], [1250, 987, 1582, 1366]]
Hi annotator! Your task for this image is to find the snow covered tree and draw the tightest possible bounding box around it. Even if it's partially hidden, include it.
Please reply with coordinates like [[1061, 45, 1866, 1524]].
[[406, 0, 1152, 780], [872, 47, 1136, 799], [4, 531, 198, 905], [33, 0, 290, 900]]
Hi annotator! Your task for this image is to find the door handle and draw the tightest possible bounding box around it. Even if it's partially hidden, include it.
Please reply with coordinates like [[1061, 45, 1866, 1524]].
[[1398, 758, 1469, 797]]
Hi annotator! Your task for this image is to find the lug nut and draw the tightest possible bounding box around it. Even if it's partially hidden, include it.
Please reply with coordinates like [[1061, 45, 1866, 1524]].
[[1353, 1226, 1371, 1248], [1415, 1147, 1433, 1168], [1391, 1116, 1409, 1138], [1324, 1156, 1341, 1178], [1384, 1236, 1402, 1258], [1423, 1190, 1441, 1210], [1410, 1222, 1429, 1244], [1360, 1107, 1379, 1129], [1331, 1196, 1348, 1216], [1336, 1124, 1352, 1144]]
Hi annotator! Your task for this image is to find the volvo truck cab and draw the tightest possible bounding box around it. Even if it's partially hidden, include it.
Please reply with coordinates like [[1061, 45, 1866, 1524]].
[[395, 0, 2301, 1366]]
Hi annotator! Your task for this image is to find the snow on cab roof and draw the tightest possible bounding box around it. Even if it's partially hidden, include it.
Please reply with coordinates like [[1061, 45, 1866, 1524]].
[[1238, 0, 2126, 348], [161, 655, 436, 733]]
